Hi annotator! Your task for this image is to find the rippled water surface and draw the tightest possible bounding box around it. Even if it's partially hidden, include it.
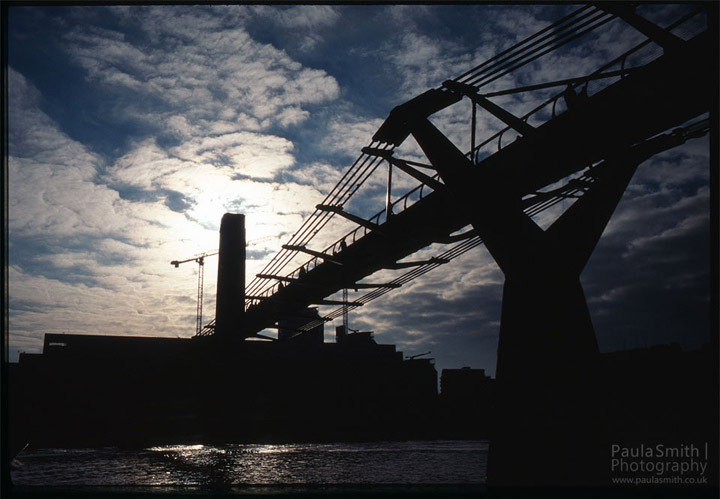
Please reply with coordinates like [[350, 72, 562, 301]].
[[12, 440, 487, 486]]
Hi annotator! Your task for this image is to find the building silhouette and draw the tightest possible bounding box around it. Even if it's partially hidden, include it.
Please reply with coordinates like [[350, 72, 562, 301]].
[[439, 367, 495, 439], [9, 323, 440, 450]]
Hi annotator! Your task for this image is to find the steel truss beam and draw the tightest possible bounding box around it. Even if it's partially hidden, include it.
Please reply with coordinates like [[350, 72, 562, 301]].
[[316, 204, 385, 235]]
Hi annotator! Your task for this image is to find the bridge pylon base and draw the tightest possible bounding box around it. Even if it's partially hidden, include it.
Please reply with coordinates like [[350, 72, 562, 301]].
[[406, 116, 685, 486]]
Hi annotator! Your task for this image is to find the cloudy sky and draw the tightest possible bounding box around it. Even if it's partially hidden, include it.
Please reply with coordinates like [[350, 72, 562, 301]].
[[5, 4, 712, 376]]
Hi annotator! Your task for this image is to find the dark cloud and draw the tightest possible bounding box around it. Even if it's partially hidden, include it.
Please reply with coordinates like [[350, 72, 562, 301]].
[[163, 190, 195, 213], [582, 141, 711, 353]]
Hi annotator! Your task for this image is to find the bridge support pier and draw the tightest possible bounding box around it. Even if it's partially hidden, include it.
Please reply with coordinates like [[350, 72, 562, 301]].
[[407, 117, 685, 486]]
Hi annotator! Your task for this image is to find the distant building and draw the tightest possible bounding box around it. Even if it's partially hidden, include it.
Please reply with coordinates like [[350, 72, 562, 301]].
[[9, 325, 439, 449], [439, 367, 495, 439], [441, 367, 492, 400]]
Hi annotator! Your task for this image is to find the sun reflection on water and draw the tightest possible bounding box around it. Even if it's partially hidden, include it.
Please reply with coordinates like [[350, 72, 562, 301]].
[[12, 441, 487, 486]]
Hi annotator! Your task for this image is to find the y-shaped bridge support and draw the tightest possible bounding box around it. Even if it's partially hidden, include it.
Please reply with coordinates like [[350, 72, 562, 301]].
[[407, 117, 688, 486]]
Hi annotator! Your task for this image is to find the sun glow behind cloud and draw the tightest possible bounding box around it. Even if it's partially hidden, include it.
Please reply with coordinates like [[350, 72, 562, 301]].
[[7, 5, 344, 357]]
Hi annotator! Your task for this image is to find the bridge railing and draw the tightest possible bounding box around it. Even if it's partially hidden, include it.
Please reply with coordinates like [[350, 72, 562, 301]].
[[246, 168, 446, 306], [243, 145, 395, 299], [466, 5, 705, 164]]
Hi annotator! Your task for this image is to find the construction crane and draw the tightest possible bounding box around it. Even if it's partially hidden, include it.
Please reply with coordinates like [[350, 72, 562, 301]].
[[171, 250, 218, 335], [170, 236, 274, 334]]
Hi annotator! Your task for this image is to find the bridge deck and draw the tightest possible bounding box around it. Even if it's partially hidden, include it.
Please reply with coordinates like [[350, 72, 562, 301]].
[[221, 27, 713, 339]]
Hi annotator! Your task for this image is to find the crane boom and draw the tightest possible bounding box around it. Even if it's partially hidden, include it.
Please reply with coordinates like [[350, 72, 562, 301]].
[[170, 250, 219, 334], [170, 250, 219, 268]]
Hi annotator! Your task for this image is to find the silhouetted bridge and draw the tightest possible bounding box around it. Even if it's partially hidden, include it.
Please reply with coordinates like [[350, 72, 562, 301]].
[[193, 4, 714, 486], [197, 4, 712, 343]]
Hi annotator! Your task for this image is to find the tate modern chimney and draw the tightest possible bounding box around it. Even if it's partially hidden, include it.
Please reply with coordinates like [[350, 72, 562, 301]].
[[214, 213, 245, 337]]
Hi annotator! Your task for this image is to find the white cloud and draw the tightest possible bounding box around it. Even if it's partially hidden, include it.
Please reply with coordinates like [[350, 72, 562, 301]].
[[273, 5, 340, 30], [7, 65, 329, 361], [321, 115, 385, 159], [286, 162, 342, 193], [8, 265, 196, 347], [250, 5, 341, 52], [62, 7, 340, 133], [387, 31, 477, 96], [386, 5, 434, 26]]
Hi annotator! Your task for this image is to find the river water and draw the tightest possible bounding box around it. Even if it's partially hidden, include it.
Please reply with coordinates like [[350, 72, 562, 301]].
[[11, 440, 487, 487]]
